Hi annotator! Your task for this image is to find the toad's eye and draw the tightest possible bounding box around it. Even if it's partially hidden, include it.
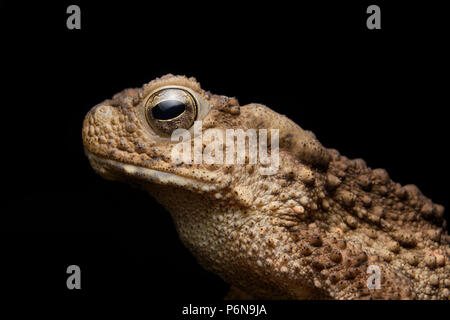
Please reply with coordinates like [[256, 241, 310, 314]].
[[145, 88, 198, 136], [152, 100, 186, 120]]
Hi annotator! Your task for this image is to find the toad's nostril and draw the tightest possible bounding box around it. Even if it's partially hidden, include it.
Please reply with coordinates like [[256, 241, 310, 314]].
[[92, 104, 113, 122]]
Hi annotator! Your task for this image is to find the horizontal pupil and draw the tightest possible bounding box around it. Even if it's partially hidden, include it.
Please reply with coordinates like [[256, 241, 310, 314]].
[[152, 100, 186, 120]]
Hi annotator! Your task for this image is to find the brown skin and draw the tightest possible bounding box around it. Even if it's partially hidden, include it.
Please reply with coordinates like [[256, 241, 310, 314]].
[[82, 74, 449, 299]]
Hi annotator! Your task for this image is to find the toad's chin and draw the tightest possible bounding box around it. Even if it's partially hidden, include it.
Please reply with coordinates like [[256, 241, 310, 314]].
[[84, 148, 220, 192]]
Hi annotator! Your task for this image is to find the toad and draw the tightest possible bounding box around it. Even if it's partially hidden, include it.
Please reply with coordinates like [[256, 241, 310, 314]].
[[82, 74, 449, 299]]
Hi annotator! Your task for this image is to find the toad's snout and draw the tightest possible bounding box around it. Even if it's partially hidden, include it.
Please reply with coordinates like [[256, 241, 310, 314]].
[[82, 104, 118, 151]]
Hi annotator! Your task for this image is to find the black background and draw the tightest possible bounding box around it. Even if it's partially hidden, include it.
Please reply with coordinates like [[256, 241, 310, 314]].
[[1, 0, 448, 316]]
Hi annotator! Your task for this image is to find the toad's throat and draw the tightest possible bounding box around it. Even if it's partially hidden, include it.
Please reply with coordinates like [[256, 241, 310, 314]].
[[84, 149, 219, 191]]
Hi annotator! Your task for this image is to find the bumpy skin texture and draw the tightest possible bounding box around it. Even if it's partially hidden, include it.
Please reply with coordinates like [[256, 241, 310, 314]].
[[82, 75, 449, 300]]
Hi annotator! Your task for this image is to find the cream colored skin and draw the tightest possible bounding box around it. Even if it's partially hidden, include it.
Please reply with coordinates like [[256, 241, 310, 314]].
[[83, 75, 449, 300]]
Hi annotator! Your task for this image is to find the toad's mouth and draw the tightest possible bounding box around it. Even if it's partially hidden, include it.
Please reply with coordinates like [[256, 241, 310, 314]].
[[84, 149, 221, 192]]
